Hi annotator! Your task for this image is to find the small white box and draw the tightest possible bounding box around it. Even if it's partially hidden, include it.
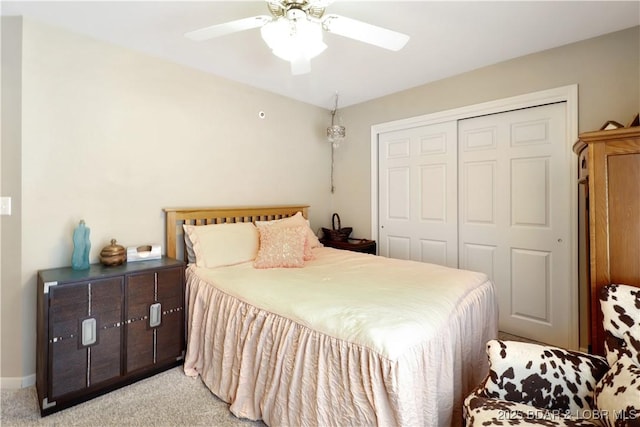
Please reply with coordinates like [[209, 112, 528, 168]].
[[127, 244, 162, 262]]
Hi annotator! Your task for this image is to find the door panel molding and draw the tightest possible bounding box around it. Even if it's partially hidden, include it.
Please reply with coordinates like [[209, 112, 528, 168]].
[[378, 121, 458, 266]]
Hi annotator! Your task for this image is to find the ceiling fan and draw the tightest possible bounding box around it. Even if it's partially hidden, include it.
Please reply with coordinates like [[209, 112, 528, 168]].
[[185, 0, 410, 75]]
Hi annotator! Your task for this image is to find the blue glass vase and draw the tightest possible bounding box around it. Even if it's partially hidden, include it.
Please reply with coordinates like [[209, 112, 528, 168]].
[[71, 220, 91, 270]]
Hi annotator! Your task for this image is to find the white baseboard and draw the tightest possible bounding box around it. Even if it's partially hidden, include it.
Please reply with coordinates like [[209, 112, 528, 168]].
[[1, 374, 36, 390]]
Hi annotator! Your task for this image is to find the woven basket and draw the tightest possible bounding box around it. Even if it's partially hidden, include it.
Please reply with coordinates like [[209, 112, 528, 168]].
[[322, 213, 352, 242]]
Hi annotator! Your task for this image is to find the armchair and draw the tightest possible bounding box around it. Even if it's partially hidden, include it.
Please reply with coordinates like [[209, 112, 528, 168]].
[[464, 284, 640, 426]]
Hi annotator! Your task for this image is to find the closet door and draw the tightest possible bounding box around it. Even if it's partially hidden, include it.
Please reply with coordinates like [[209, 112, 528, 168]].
[[458, 102, 571, 347], [378, 121, 458, 267]]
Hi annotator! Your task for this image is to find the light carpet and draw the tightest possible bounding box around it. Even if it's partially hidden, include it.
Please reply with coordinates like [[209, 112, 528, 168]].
[[1, 366, 265, 427]]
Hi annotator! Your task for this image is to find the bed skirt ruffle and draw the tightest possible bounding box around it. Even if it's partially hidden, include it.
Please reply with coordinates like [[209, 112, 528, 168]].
[[183, 268, 497, 426]]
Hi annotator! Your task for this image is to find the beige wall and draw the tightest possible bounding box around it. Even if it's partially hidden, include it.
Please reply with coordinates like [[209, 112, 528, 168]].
[[333, 26, 640, 238], [1, 17, 24, 386], [1, 17, 333, 384]]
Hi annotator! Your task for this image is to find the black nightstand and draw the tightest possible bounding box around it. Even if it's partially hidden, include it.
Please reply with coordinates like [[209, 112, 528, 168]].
[[320, 238, 377, 255]]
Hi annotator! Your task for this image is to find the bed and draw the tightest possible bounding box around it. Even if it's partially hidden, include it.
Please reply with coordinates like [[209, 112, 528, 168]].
[[164, 205, 498, 427]]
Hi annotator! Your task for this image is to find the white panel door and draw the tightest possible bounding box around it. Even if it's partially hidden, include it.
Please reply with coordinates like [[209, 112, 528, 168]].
[[378, 121, 458, 267], [458, 102, 570, 347]]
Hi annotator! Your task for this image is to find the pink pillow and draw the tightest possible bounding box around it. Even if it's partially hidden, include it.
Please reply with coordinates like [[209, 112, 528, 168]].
[[256, 212, 318, 260], [254, 225, 307, 269]]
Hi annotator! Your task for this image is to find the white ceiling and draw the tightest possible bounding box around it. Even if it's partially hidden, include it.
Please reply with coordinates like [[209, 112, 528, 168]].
[[3, 1, 639, 108]]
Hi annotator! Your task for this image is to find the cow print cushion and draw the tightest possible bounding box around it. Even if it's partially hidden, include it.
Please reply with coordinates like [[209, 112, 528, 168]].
[[484, 340, 609, 414], [464, 392, 603, 426], [594, 356, 640, 427], [600, 284, 640, 367], [463, 393, 602, 427]]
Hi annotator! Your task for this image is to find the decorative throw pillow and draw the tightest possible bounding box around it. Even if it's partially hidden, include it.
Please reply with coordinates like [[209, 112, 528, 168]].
[[254, 225, 306, 269], [183, 222, 259, 268], [483, 340, 609, 414], [595, 356, 640, 427], [256, 212, 319, 260]]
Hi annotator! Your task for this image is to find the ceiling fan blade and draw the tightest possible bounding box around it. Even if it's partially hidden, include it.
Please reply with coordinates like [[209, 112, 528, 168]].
[[185, 16, 271, 41], [306, 0, 335, 7], [322, 14, 409, 51]]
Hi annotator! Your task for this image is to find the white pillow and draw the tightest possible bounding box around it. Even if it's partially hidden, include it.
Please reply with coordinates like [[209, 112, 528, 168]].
[[183, 222, 259, 268]]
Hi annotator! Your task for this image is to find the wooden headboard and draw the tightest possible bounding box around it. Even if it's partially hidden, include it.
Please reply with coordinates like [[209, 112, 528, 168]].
[[163, 205, 309, 261]]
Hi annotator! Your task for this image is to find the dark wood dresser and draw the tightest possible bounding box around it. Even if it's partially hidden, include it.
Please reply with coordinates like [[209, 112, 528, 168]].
[[36, 257, 185, 415]]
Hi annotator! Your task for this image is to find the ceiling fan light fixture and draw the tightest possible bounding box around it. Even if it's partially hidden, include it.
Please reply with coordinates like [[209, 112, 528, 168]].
[[260, 17, 327, 63], [186, 0, 411, 76]]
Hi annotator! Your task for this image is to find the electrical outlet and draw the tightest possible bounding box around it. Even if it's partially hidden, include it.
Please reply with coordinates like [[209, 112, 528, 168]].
[[0, 197, 12, 215]]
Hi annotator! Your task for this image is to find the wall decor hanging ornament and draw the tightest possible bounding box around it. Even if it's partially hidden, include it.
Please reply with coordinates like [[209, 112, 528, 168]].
[[327, 92, 346, 193], [71, 219, 91, 270], [327, 92, 346, 148]]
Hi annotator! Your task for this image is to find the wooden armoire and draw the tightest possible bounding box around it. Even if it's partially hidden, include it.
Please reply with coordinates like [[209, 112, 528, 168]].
[[574, 125, 640, 355]]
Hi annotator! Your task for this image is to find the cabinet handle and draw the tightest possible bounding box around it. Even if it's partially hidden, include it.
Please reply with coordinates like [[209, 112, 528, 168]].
[[81, 318, 97, 347], [149, 303, 162, 328]]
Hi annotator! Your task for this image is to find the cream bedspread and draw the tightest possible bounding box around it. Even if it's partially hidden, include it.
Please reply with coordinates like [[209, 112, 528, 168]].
[[183, 247, 498, 426]]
